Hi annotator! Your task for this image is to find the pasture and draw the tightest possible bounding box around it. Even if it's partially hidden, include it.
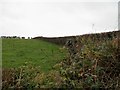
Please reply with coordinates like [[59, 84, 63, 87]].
[[2, 39, 66, 72]]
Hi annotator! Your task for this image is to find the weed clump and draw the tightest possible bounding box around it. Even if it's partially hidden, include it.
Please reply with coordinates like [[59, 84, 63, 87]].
[[2, 62, 63, 89]]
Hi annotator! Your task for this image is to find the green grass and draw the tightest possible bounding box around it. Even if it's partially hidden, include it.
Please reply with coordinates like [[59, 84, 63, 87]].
[[2, 39, 66, 72]]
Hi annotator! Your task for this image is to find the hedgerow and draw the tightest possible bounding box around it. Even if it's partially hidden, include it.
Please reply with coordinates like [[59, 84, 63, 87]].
[[60, 36, 120, 89]]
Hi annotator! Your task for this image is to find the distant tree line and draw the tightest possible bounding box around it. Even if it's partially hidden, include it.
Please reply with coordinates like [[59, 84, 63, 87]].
[[0, 36, 32, 39]]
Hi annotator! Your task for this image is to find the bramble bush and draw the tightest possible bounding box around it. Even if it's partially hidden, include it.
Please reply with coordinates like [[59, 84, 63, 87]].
[[60, 36, 120, 89]]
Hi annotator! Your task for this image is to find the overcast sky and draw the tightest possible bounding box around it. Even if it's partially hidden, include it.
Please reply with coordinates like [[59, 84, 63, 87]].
[[0, 0, 119, 37]]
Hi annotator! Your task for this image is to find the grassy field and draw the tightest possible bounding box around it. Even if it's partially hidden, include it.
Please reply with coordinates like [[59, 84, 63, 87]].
[[2, 39, 66, 72], [2, 31, 120, 89]]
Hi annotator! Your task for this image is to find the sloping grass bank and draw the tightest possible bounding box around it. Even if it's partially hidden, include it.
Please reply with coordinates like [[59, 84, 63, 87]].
[[2, 39, 66, 72]]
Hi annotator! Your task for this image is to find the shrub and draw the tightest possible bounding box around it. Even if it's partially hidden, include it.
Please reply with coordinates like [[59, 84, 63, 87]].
[[60, 37, 120, 89], [2, 62, 63, 89]]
